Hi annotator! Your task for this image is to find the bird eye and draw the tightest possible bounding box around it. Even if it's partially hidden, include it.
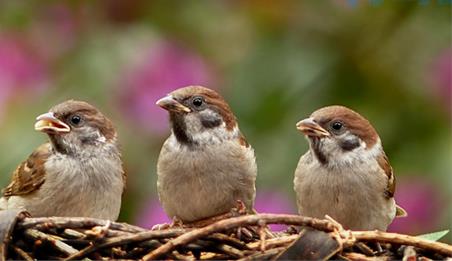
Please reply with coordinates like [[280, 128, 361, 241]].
[[331, 121, 343, 131], [192, 97, 203, 107], [70, 115, 82, 125]]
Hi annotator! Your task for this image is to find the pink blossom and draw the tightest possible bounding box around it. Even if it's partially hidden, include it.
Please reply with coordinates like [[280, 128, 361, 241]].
[[135, 197, 169, 229], [254, 190, 297, 231], [388, 177, 444, 235], [0, 36, 48, 121]]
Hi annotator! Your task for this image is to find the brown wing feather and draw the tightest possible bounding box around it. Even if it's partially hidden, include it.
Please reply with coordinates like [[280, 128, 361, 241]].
[[238, 132, 250, 148], [377, 152, 408, 217], [377, 152, 395, 199], [2, 143, 51, 198]]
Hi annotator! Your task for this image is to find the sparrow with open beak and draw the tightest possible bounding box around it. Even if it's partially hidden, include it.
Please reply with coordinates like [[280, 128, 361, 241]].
[[294, 105, 406, 231], [156, 86, 257, 223], [0, 100, 125, 220]]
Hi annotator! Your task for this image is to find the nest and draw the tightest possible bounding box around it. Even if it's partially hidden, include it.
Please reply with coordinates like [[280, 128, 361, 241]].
[[1, 209, 451, 260]]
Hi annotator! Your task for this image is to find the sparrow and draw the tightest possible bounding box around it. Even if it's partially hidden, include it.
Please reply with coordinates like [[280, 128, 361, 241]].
[[156, 86, 257, 223], [0, 100, 125, 220], [294, 105, 406, 231]]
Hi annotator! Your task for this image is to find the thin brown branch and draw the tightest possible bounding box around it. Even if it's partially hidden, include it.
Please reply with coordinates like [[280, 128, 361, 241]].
[[141, 214, 334, 260], [19, 217, 145, 233], [351, 231, 452, 257], [237, 247, 286, 261], [62, 228, 85, 239], [10, 246, 34, 261], [207, 233, 249, 250], [24, 229, 78, 255], [246, 234, 298, 250], [64, 228, 186, 260], [215, 244, 244, 258]]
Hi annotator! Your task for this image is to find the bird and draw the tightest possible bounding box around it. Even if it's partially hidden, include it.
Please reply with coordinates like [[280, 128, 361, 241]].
[[0, 100, 125, 220], [293, 105, 406, 231], [156, 86, 257, 223]]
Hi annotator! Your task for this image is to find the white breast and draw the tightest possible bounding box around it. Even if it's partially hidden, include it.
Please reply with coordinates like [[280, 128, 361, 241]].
[[294, 143, 396, 231], [5, 145, 124, 220], [157, 134, 257, 222]]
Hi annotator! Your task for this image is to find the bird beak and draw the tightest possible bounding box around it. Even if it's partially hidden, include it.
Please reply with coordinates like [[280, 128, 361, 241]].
[[34, 112, 71, 134], [156, 95, 191, 113], [296, 118, 330, 137]]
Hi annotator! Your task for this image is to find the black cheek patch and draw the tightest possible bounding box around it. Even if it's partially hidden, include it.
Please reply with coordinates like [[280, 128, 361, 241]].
[[339, 138, 360, 151], [200, 114, 222, 129], [311, 138, 328, 165], [170, 113, 194, 145]]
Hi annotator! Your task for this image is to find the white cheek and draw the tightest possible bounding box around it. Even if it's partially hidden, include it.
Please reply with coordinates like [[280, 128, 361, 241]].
[[321, 132, 363, 165], [324, 135, 382, 168], [184, 113, 202, 134]]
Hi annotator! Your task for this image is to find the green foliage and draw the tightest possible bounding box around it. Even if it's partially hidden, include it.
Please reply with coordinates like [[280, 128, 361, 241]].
[[417, 230, 450, 242]]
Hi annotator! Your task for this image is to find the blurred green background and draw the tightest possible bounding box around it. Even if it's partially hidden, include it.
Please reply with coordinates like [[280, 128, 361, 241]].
[[0, 0, 450, 240]]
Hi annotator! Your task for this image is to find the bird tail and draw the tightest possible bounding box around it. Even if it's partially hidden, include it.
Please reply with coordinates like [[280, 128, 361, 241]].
[[396, 205, 407, 217]]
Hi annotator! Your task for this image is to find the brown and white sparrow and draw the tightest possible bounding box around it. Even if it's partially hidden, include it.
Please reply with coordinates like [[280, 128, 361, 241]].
[[0, 100, 125, 220], [294, 105, 406, 231], [156, 86, 257, 223]]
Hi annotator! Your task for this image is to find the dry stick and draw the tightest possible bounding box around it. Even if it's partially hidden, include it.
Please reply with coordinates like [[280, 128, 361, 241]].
[[11, 246, 34, 261], [62, 228, 86, 239], [207, 233, 249, 250], [19, 217, 146, 233], [237, 246, 286, 261], [351, 231, 452, 257], [63, 228, 186, 260], [215, 244, 244, 258], [24, 229, 78, 255], [355, 242, 375, 256], [258, 220, 266, 252], [170, 251, 196, 261], [141, 214, 334, 260], [246, 234, 299, 250], [340, 252, 376, 261], [105, 229, 135, 237]]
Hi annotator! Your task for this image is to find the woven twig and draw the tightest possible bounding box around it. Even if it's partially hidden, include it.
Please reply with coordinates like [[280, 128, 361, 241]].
[[4, 213, 451, 260]]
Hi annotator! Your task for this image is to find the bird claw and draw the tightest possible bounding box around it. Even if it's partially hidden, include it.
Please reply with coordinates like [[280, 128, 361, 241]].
[[86, 220, 111, 239], [151, 216, 184, 230], [151, 223, 171, 230]]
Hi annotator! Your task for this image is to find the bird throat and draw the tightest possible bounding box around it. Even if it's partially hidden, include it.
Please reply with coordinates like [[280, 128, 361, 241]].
[[49, 135, 72, 155], [310, 137, 328, 165], [170, 113, 194, 146]]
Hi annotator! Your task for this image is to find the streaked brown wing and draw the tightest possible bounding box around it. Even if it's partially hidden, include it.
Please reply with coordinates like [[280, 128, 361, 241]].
[[2, 143, 51, 198], [376, 152, 395, 199]]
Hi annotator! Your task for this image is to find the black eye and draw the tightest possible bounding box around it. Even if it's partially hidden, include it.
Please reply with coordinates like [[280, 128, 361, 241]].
[[192, 97, 203, 107], [70, 115, 82, 125], [331, 121, 343, 130]]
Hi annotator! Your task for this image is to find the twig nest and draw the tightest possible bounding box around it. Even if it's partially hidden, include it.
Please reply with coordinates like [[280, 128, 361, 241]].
[[1, 210, 451, 260]]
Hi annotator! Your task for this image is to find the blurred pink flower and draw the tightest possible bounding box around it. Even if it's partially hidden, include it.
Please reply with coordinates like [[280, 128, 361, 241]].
[[0, 37, 47, 90], [30, 4, 79, 62], [119, 42, 215, 134], [135, 197, 169, 229], [388, 177, 444, 235], [428, 48, 451, 112], [254, 190, 297, 231], [135, 190, 296, 231], [0, 36, 48, 120]]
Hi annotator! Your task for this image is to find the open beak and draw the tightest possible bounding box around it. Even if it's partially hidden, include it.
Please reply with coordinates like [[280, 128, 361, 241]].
[[296, 118, 330, 138], [34, 112, 70, 134], [156, 95, 191, 113]]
